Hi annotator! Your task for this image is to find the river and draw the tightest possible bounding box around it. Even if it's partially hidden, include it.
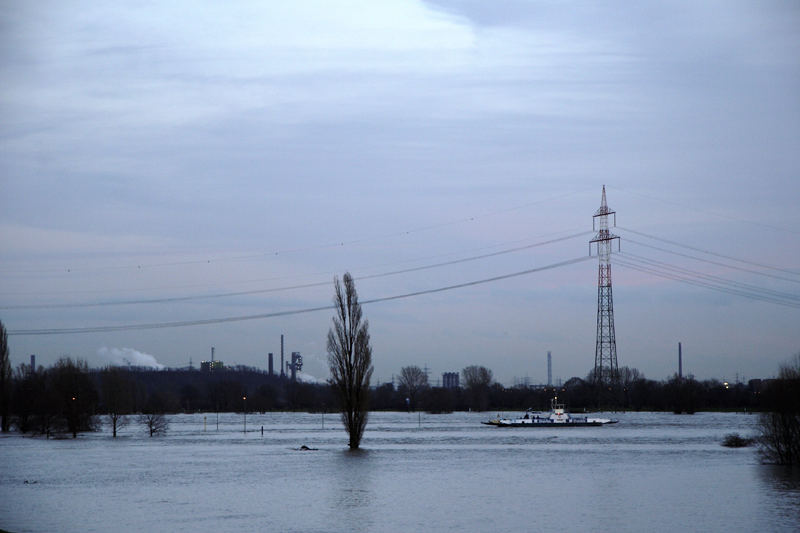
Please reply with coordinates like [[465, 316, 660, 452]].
[[1, 411, 798, 532]]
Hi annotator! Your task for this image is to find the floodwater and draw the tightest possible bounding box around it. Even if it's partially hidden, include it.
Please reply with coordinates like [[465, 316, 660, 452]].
[[1, 411, 798, 532]]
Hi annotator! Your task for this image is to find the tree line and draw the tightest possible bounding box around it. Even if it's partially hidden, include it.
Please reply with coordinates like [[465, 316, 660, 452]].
[[1, 321, 798, 464], [0, 357, 777, 435]]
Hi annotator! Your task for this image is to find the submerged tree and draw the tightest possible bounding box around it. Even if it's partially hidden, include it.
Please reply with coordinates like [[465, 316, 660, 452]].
[[140, 391, 170, 437], [50, 357, 97, 438], [758, 352, 800, 465], [101, 367, 135, 437], [327, 273, 373, 449], [139, 412, 168, 437]]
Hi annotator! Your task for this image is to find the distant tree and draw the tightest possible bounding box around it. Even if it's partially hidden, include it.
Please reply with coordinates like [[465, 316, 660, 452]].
[[370, 382, 397, 411], [253, 383, 277, 412], [49, 357, 97, 437], [423, 387, 455, 414], [0, 321, 11, 432], [398, 365, 428, 411], [179, 384, 200, 412], [462, 365, 492, 389], [12, 364, 55, 435], [101, 367, 135, 437], [758, 353, 800, 465], [11, 365, 33, 432], [139, 412, 168, 437], [617, 366, 644, 408], [665, 374, 700, 414], [462, 365, 492, 411], [139, 389, 169, 436], [327, 273, 373, 449]]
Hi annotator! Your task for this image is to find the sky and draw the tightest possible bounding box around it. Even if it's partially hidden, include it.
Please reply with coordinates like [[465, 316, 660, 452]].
[[1, 0, 799, 385]]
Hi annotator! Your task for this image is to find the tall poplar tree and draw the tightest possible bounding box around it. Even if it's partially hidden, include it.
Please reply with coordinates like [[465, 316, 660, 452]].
[[327, 273, 373, 449]]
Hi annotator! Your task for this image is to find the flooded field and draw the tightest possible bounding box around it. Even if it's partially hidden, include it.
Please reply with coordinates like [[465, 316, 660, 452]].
[[1, 411, 798, 532]]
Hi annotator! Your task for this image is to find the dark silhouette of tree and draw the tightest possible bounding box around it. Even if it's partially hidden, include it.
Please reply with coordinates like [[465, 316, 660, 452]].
[[101, 367, 135, 437], [665, 374, 700, 414], [140, 391, 169, 436], [758, 353, 800, 465], [179, 384, 200, 412], [462, 365, 492, 411], [398, 365, 428, 411], [371, 382, 397, 411], [0, 321, 11, 432], [423, 387, 455, 413], [327, 273, 373, 449], [12, 364, 55, 435], [139, 412, 168, 437], [252, 383, 276, 412], [50, 357, 97, 437]]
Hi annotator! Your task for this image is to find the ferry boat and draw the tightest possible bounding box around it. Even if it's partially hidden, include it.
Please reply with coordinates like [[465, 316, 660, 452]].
[[483, 397, 617, 427]]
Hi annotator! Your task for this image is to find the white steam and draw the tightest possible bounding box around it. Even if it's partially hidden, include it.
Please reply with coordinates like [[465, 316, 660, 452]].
[[97, 347, 165, 369], [296, 371, 328, 385]]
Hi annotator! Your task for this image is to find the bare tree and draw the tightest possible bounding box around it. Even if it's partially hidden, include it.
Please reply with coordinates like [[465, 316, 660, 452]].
[[0, 321, 11, 432], [327, 273, 373, 449], [139, 412, 168, 437], [101, 367, 134, 437], [462, 365, 492, 389], [758, 352, 800, 465], [462, 365, 493, 411], [398, 365, 428, 411]]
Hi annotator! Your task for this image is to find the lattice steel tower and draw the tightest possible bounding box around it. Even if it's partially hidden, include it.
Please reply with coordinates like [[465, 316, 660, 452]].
[[590, 186, 620, 385]]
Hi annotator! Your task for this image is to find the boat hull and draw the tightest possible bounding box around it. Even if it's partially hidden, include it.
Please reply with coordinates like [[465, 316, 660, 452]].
[[493, 420, 610, 427], [482, 418, 618, 427]]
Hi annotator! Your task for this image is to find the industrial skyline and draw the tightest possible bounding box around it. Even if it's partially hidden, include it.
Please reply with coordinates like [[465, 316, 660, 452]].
[[2, 1, 799, 383]]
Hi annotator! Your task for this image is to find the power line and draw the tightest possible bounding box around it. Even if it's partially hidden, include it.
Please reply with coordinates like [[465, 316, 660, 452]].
[[621, 236, 800, 285], [618, 226, 800, 276], [615, 256, 800, 309], [0, 227, 587, 297], [1, 231, 590, 310], [609, 186, 800, 235], [620, 252, 800, 304], [618, 259, 800, 309], [0, 189, 589, 276], [7, 255, 592, 336]]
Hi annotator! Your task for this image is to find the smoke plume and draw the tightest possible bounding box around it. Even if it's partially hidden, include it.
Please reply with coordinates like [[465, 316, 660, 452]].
[[97, 347, 165, 369]]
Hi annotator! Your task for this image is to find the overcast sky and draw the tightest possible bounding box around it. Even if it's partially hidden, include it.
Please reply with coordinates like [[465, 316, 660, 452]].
[[2, 1, 799, 385]]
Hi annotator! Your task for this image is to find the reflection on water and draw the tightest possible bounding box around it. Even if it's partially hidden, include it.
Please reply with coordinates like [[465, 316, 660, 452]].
[[329, 449, 375, 533], [760, 464, 800, 491], [757, 464, 800, 529], [1, 411, 799, 532]]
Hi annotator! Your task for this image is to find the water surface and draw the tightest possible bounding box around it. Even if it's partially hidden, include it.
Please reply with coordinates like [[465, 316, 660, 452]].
[[1, 411, 798, 532]]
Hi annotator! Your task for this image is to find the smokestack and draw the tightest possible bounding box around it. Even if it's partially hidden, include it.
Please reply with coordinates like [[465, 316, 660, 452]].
[[290, 352, 302, 382], [268, 353, 274, 376], [211, 346, 215, 362], [280, 334, 285, 378], [30, 354, 36, 374], [547, 351, 552, 387], [678, 342, 683, 379]]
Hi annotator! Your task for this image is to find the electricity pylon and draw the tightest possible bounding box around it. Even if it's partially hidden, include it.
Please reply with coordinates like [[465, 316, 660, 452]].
[[590, 185, 620, 385]]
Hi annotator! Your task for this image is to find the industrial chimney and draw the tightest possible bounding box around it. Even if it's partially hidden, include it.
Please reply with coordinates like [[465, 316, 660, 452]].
[[280, 335, 285, 378]]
